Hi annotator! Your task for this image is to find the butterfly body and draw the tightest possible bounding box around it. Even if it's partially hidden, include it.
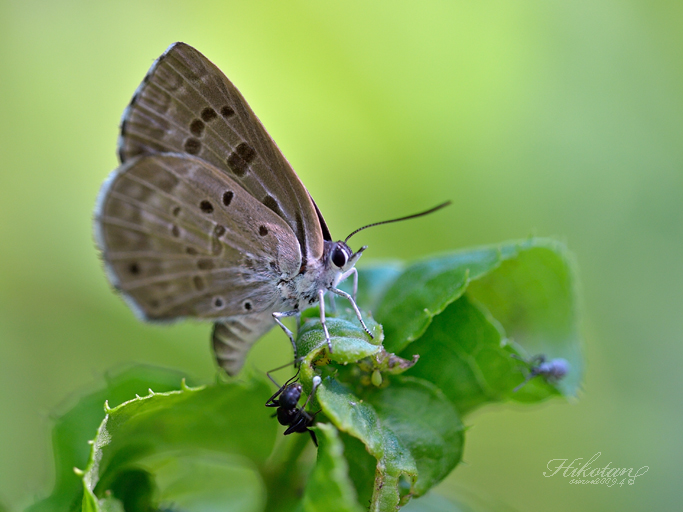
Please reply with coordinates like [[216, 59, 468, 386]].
[[95, 43, 371, 376]]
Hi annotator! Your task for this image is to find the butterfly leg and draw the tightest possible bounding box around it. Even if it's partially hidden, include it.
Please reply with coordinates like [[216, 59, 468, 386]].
[[318, 289, 333, 352], [329, 287, 373, 339], [273, 310, 302, 357], [339, 267, 359, 301], [327, 292, 337, 314]]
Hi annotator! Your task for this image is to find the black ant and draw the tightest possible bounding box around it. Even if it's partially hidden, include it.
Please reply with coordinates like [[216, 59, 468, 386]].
[[266, 369, 322, 446], [512, 354, 569, 392]]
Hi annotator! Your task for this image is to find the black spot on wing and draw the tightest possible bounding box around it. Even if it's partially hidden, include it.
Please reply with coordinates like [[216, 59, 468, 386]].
[[221, 105, 235, 118], [184, 137, 201, 154], [189, 119, 205, 137], [197, 258, 214, 270], [227, 142, 256, 177], [201, 107, 218, 122]]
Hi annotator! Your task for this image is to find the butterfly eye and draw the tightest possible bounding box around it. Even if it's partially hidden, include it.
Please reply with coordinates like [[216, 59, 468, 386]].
[[331, 246, 347, 268]]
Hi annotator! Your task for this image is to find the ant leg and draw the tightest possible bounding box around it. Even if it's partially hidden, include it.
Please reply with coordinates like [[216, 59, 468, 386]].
[[529, 354, 546, 366], [308, 429, 318, 447], [300, 376, 322, 411], [513, 374, 534, 393], [283, 412, 308, 436], [265, 364, 301, 406], [265, 373, 300, 407], [266, 361, 300, 388], [329, 287, 373, 339]]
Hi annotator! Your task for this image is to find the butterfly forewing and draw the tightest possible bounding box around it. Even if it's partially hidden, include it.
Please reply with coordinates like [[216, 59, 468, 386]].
[[95, 153, 302, 321], [117, 42, 325, 263]]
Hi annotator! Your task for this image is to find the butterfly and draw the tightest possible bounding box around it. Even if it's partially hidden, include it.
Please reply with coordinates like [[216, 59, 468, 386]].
[[95, 42, 448, 376]]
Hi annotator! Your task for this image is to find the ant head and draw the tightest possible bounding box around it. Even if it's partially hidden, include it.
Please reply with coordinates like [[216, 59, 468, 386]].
[[280, 383, 303, 410]]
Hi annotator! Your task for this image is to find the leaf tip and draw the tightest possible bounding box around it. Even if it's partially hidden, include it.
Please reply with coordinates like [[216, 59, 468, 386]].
[[103, 400, 112, 413], [73, 467, 84, 476]]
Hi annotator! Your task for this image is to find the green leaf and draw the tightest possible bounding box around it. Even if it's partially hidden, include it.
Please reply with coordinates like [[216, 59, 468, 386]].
[[296, 313, 383, 364], [466, 240, 582, 397], [27, 366, 196, 512], [403, 295, 521, 415], [375, 247, 502, 353], [302, 423, 364, 512], [338, 432, 377, 508], [304, 369, 463, 509], [310, 377, 417, 512], [362, 377, 464, 497], [95, 494, 124, 512], [134, 452, 266, 512], [372, 238, 581, 410], [80, 372, 276, 511]]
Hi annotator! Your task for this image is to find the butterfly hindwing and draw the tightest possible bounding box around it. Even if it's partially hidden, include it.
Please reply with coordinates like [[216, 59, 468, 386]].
[[117, 42, 326, 263], [95, 153, 302, 321], [212, 313, 276, 376]]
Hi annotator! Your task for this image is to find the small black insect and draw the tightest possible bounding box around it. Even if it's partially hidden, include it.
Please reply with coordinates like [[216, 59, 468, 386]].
[[266, 370, 322, 446], [512, 354, 569, 392]]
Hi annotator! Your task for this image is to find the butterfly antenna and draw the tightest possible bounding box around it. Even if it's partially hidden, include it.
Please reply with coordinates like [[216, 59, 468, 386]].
[[345, 201, 452, 243]]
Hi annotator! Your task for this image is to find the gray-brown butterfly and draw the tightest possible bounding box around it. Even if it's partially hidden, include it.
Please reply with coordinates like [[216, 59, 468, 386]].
[[95, 42, 449, 376], [94, 42, 375, 376]]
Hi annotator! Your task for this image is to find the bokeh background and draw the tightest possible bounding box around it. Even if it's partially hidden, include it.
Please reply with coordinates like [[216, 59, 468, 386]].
[[1, 1, 681, 510]]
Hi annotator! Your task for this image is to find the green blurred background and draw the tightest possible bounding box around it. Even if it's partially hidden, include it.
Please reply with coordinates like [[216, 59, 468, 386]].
[[1, 1, 681, 510]]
